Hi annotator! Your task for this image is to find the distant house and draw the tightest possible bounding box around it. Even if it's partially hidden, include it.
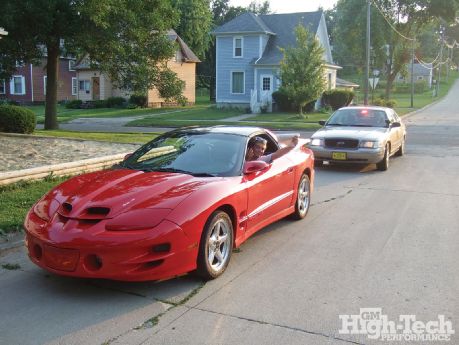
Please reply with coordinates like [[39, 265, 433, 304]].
[[213, 11, 340, 112], [336, 78, 359, 91], [0, 57, 77, 104], [396, 62, 433, 88], [74, 30, 200, 107]]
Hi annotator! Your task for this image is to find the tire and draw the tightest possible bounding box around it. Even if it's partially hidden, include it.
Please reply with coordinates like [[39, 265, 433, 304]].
[[395, 137, 405, 156], [197, 211, 233, 280], [291, 174, 311, 220], [376, 144, 390, 171]]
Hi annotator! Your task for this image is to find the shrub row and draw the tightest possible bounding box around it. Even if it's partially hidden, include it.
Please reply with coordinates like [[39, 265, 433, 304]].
[[372, 98, 397, 108], [321, 89, 355, 110], [0, 105, 36, 134], [64, 95, 147, 109]]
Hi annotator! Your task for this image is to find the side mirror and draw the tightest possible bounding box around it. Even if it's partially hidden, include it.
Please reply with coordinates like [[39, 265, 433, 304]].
[[243, 160, 269, 174], [124, 153, 133, 160], [391, 122, 401, 128], [318, 120, 326, 126]]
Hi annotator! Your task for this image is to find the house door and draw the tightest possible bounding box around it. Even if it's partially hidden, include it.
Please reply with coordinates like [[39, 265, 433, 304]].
[[260, 75, 273, 97], [92, 77, 100, 100]]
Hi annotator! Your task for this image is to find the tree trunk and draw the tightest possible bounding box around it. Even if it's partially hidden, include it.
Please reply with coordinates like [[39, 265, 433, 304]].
[[44, 41, 60, 130]]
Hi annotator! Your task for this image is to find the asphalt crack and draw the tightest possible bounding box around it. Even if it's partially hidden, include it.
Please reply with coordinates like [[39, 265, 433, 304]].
[[311, 189, 353, 206], [353, 186, 459, 197]]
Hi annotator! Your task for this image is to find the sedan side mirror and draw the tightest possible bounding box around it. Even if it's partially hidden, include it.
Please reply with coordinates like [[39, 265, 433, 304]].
[[391, 122, 401, 128], [318, 120, 326, 126], [243, 161, 269, 174]]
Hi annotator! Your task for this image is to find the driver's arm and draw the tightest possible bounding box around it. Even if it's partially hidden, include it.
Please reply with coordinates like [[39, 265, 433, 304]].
[[270, 136, 299, 161]]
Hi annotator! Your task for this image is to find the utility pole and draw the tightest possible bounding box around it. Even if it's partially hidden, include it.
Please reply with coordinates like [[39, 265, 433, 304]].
[[410, 39, 415, 108], [437, 27, 444, 97], [364, 0, 371, 105]]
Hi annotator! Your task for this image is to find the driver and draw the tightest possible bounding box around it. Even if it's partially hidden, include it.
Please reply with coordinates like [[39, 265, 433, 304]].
[[245, 135, 299, 163]]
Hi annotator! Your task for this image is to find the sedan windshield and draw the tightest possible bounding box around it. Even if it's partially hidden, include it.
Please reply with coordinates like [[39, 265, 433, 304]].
[[327, 109, 388, 127], [121, 131, 246, 177]]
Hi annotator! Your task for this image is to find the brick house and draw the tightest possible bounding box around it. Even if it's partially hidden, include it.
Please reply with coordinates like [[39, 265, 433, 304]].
[[74, 29, 200, 107], [0, 57, 77, 104]]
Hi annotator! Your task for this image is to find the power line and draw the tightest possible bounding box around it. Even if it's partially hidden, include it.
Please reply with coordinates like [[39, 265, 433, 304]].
[[370, 0, 415, 42]]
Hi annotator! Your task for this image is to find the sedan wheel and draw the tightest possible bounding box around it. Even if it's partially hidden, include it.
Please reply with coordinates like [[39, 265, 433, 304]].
[[291, 174, 311, 220], [376, 144, 390, 171], [197, 211, 233, 280]]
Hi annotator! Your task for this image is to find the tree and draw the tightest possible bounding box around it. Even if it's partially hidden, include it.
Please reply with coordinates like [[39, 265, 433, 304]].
[[279, 25, 326, 117], [0, 0, 184, 130], [172, 0, 213, 60]]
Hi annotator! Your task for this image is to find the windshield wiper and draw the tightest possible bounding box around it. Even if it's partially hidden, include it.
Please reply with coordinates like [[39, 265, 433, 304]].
[[148, 167, 194, 175], [327, 123, 346, 126], [191, 172, 217, 177]]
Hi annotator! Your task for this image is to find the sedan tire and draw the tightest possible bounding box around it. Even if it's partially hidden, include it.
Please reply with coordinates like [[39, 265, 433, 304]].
[[291, 174, 311, 220], [197, 210, 233, 280], [376, 144, 390, 171]]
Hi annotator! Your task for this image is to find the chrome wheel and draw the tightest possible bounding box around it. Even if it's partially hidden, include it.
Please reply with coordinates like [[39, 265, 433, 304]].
[[197, 211, 233, 279], [291, 174, 311, 220], [207, 218, 231, 272]]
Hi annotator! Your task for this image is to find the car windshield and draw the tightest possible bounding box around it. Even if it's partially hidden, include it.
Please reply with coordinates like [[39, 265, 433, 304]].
[[327, 109, 388, 127], [121, 131, 246, 177]]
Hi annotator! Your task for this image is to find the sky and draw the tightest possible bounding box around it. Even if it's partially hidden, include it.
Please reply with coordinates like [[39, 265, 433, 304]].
[[229, 0, 338, 14]]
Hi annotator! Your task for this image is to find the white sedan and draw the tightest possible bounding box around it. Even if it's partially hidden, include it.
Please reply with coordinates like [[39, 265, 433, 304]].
[[308, 106, 406, 171]]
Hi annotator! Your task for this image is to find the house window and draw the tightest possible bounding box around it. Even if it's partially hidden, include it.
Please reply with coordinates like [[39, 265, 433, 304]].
[[43, 76, 47, 95], [10, 76, 25, 95], [15, 60, 25, 68], [79, 80, 90, 93], [69, 60, 76, 71], [72, 78, 77, 95], [231, 71, 244, 94], [233, 37, 243, 58], [417, 76, 424, 80], [0, 80, 5, 94], [262, 77, 271, 91]]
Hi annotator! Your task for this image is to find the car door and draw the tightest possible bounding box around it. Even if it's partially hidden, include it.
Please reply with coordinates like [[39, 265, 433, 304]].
[[244, 154, 296, 237], [387, 110, 402, 153]]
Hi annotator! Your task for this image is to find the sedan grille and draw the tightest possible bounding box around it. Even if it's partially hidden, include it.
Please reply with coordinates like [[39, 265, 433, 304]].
[[324, 139, 359, 149]]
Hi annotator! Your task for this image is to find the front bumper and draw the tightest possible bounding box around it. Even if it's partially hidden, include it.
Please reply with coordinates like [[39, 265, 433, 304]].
[[24, 210, 197, 281], [311, 146, 385, 164]]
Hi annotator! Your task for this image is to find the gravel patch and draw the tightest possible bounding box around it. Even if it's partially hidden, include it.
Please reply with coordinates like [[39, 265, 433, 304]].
[[0, 135, 140, 172]]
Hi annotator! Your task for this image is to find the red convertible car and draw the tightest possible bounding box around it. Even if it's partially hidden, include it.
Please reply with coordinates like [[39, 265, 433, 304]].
[[24, 126, 315, 281]]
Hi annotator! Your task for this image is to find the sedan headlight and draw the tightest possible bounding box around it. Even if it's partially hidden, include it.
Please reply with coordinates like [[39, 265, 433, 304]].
[[310, 138, 324, 146], [359, 140, 381, 149]]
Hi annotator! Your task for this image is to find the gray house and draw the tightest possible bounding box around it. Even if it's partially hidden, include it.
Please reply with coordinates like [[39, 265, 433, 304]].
[[396, 62, 433, 88], [213, 11, 340, 112]]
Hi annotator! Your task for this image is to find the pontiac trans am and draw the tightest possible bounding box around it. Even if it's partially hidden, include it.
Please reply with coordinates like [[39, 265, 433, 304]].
[[24, 126, 314, 281]]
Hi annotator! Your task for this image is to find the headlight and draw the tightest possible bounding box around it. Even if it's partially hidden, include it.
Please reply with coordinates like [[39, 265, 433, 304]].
[[359, 140, 380, 149], [310, 138, 324, 146]]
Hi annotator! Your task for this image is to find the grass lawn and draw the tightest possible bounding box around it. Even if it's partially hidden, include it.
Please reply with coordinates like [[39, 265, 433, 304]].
[[34, 130, 158, 144], [0, 177, 67, 235], [246, 112, 330, 123]]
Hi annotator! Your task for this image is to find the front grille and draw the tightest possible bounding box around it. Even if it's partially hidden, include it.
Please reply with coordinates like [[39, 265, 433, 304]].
[[324, 138, 359, 149]]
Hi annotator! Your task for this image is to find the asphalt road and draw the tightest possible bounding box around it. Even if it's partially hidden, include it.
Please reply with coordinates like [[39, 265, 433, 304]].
[[2, 82, 459, 345]]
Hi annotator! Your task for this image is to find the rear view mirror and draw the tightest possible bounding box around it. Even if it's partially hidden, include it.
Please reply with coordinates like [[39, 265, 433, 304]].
[[243, 161, 269, 174]]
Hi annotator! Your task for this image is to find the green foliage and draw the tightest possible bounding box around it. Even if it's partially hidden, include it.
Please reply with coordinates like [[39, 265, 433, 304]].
[[322, 89, 355, 110], [172, 0, 213, 60], [156, 69, 187, 105], [272, 90, 294, 112], [372, 98, 397, 108], [93, 100, 108, 108], [106, 97, 125, 108], [279, 25, 326, 116], [414, 79, 427, 93], [129, 94, 148, 107], [0, 105, 36, 134], [65, 100, 83, 109]]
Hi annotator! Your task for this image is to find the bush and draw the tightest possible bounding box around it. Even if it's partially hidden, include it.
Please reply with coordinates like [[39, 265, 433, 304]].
[[322, 89, 354, 110], [65, 100, 83, 109], [414, 80, 427, 93], [0, 105, 36, 134], [372, 98, 397, 108], [93, 100, 108, 108], [395, 84, 410, 93], [272, 90, 293, 112], [106, 96, 125, 108], [129, 94, 148, 107]]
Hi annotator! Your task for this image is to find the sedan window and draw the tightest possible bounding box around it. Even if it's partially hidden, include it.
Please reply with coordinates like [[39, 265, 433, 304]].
[[327, 109, 388, 127]]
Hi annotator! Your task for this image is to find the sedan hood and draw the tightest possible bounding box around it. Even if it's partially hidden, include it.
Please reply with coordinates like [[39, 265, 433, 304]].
[[312, 126, 389, 140], [53, 169, 215, 219]]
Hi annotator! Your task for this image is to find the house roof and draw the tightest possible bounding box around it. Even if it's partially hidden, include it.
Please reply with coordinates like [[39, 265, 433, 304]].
[[74, 29, 199, 69], [213, 11, 323, 66], [336, 77, 359, 88], [411, 62, 432, 76]]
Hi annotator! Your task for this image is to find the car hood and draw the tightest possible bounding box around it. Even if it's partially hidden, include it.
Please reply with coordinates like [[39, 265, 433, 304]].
[[53, 169, 217, 219], [312, 126, 389, 140]]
